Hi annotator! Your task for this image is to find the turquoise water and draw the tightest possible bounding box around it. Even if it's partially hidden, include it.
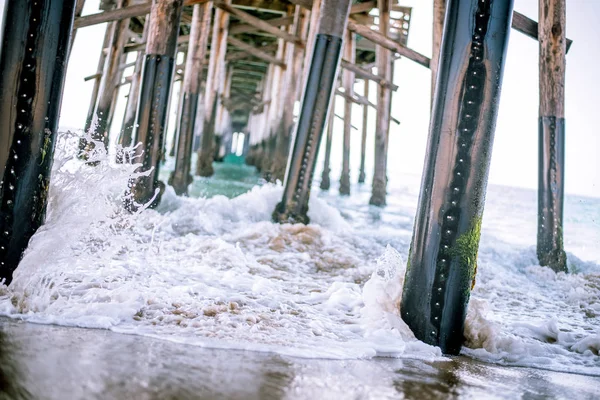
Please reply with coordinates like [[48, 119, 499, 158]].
[[159, 154, 264, 199]]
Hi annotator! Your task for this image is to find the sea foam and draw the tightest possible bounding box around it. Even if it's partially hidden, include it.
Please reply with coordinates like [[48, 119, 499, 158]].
[[0, 130, 598, 375]]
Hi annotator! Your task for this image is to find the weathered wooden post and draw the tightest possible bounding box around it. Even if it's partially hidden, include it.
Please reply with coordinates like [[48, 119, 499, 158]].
[[117, 19, 150, 160], [319, 95, 336, 190], [401, 0, 514, 355], [537, 0, 567, 272], [339, 30, 355, 195], [369, 0, 392, 206], [0, 0, 77, 284], [169, 2, 212, 195], [358, 79, 369, 183], [273, 0, 353, 224], [197, 0, 230, 177], [128, 0, 183, 208], [82, 0, 131, 155]]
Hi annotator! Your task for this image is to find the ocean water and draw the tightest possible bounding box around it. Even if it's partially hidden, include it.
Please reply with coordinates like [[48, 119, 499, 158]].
[[0, 131, 598, 377]]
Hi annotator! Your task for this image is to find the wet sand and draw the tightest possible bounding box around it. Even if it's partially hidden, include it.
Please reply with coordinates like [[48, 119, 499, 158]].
[[0, 318, 598, 400]]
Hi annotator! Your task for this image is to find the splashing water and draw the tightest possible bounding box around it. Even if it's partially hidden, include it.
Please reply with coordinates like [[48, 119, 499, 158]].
[[0, 130, 598, 375]]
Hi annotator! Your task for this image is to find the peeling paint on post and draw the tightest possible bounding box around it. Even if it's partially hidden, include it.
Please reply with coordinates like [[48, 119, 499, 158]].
[[273, 0, 352, 224], [128, 0, 184, 209], [0, 0, 77, 284], [400, 0, 514, 355]]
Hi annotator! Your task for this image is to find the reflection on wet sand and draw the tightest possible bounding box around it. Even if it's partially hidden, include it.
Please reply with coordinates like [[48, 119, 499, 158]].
[[1, 318, 598, 400]]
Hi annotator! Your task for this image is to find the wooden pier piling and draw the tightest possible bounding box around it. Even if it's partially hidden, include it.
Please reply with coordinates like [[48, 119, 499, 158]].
[[272, 7, 310, 182], [358, 79, 369, 183], [537, 0, 567, 272], [169, 2, 213, 195], [273, 0, 352, 223], [128, 0, 184, 208], [117, 19, 150, 161], [197, 0, 230, 177], [0, 0, 77, 284], [339, 30, 355, 196], [83, 23, 114, 137], [319, 95, 337, 191], [84, 0, 131, 156], [369, 0, 392, 207], [400, 0, 514, 355]]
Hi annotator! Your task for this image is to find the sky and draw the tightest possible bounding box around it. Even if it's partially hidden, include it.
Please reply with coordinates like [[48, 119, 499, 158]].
[[1, 0, 597, 198], [387, 0, 600, 198]]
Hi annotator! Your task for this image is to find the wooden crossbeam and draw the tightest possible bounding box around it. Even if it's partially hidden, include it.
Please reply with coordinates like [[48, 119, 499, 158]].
[[340, 59, 398, 91], [346, 18, 430, 68], [227, 36, 286, 67], [335, 88, 400, 125], [74, 0, 208, 29], [229, 16, 294, 35], [226, 43, 279, 62], [216, 2, 304, 47], [512, 10, 573, 53]]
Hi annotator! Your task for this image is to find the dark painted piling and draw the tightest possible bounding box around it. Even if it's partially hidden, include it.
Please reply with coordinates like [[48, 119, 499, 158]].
[[273, 0, 352, 224], [169, 2, 212, 195], [128, 0, 184, 209], [0, 0, 77, 284], [537, 0, 567, 273], [400, 0, 514, 355]]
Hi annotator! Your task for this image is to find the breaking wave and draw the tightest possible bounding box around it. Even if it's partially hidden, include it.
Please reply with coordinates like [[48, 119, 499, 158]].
[[0, 130, 598, 376]]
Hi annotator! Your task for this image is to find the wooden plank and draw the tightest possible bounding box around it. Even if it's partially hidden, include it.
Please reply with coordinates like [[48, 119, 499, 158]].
[[227, 36, 286, 67], [215, 1, 304, 46], [340, 59, 397, 91], [346, 18, 430, 68], [512, 10, 572, 53]]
